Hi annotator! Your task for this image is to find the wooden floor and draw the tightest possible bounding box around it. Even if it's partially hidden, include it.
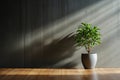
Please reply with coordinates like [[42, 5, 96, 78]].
[[0, 68, 120, 80]]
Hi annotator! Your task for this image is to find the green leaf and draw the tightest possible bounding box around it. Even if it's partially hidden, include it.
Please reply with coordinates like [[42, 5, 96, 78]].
[[75, 22, 101, 53]]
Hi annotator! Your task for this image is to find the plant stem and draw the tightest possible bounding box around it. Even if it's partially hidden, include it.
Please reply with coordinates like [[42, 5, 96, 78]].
[[88, 46, 91, 54], [85, 45, 91, 54]]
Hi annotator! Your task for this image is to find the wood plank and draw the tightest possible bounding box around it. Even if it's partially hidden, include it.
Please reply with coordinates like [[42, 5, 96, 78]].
[[0, 68, 120, 80]]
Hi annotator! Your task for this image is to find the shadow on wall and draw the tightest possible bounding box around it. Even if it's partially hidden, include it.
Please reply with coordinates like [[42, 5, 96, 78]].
[[24, 33, 78, 68], [29, 0, 101, 29], [0, 34, 79, 68], [1, 0, 109, 68]]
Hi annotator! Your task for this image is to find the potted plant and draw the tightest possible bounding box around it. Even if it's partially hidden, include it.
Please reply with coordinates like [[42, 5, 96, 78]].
[[75, 22, 101, 69]]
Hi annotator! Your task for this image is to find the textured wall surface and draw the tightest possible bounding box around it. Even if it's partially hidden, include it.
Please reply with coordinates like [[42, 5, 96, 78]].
[[0, 0, 120, 68]]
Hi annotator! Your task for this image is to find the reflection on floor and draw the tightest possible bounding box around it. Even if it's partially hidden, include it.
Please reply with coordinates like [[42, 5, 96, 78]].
[[0, 68, 120, 80]]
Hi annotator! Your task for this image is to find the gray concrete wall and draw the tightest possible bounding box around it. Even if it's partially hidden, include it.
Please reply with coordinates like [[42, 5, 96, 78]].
[[0, 0, 120, 68]]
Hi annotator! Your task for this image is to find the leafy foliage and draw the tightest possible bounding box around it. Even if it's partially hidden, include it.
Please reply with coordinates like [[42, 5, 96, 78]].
[[75, 22, 101, 54]]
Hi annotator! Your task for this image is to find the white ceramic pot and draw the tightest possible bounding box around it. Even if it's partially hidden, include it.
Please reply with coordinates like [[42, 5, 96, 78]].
[[81, 53, 97, 69]]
